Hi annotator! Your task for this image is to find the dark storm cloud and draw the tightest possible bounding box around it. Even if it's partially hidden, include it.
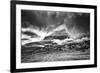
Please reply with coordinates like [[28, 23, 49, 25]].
[[21, 10, 66, 29], [21, 10, 47, 29], [21, 10, 90, 34], [64, 13, 90, 33]]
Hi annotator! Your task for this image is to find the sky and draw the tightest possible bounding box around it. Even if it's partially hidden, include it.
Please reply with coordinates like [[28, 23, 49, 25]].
[[21, 10, 90, 40]]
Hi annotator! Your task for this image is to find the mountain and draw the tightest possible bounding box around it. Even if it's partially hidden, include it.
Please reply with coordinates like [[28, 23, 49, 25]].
[[21, 24, 90, 46], [44, 29, 70, 40]]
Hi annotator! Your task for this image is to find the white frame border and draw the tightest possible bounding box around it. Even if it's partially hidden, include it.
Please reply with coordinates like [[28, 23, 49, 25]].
[[16, 4, 95, 69]]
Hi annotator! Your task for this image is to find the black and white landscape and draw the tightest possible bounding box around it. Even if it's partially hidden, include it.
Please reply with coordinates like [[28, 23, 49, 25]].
[[21, 10, 90, 63]]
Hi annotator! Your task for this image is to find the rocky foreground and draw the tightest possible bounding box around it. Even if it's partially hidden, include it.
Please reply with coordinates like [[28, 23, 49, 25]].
[[21, 37, 90, 63]]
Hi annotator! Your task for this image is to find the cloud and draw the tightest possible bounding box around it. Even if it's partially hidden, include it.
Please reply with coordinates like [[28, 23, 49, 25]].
[[21, 10, 90, 38]]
